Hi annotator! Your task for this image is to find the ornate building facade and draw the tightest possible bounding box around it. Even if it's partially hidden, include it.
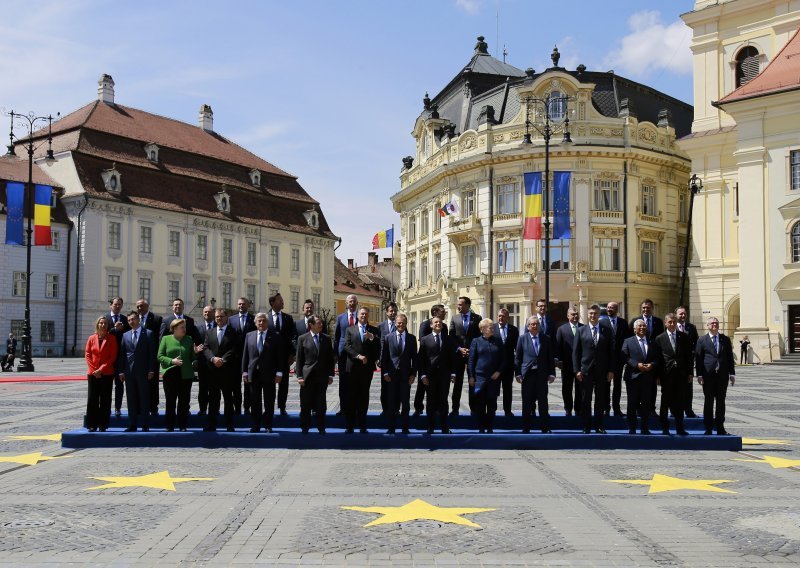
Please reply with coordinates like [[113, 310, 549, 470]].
[[392, 38, 693, 330], [679, 0, 800, 361]]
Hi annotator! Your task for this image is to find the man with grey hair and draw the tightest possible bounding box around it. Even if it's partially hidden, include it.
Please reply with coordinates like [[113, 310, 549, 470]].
[[334, 294, 359, 415], [241, 312, 283, 432], [621, 319, 660, 434], [654, 313, 692, 435], [695, 317, 735, 435]]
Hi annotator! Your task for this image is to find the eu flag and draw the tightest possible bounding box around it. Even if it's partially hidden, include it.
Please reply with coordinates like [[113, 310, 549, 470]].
[[5, 182, 24, 245], [552, 171, 571, 239]]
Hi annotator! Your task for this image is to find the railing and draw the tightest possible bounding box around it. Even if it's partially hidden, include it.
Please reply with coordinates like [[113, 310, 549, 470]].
[[588, 270, 625, 282]]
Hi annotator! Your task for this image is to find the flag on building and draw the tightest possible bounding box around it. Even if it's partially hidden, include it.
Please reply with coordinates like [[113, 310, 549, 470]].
[[523, 172, 542, 240], [438, 200, 458, 217], [372, 227, 394, 249], [4, 182, 24, 245], [552, 171, 571, 239], [33, 185, 53, 246]]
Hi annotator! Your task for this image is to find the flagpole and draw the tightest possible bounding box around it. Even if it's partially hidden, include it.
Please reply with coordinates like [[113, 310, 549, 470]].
[[391, 223, 395, 302]]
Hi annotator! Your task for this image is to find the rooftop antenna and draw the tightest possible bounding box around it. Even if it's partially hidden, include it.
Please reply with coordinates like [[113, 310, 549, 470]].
[[495, 9, 500, 58], [503, 45, 508, 64]]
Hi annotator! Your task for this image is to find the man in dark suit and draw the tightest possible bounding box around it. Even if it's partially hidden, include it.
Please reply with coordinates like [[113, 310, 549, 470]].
[[515, 316, 557, 433], [195, 305, 216, 416], [105, 296, 131, 418], [136, 299, 163, 416], [449, 296, 482, 416], [294, 299, 315, 342], [343, 307, 380, 433], [414, 304, 447, 416], [334, 294, 359, 415], [675, 306, 699, 417], [242, 313, 283, 432], [229, 297, 257, 415], [555, 308, 583, 416], [695, 316, 736, 435], [417, 316, 456, 434], [600, 300, 631, 417], [265, 293, 296, 416], [534, 298, 557, 344], [573, 304, 615, 433], [494, 308, 519, 417], [631, 298, 665, 416], [2, 333, 16, 371], [202, 309, 239, 431], [654, 313, 692, 435], [377, 302, 398, 416], [296, 315, 335, 433], [117, 311, 157, 431], [621, 319, 661, 434], [380, 312, 417, 434]]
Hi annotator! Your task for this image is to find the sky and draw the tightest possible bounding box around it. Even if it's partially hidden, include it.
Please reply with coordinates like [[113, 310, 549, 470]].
[[1, 0, 697, 264]]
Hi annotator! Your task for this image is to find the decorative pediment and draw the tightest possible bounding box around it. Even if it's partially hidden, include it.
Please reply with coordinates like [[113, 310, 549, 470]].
[[636, 228, 665, 241], [303, 208, 319, 229], [100, 164, 122, 194], [249, 169, 261, 187], [214, 188, 231, 214], [144, 143, 159, 163]]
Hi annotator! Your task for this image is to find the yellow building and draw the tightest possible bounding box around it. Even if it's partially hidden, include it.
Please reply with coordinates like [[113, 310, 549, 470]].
[[392, 38, 692, 330], [679, 0, 800, 361]]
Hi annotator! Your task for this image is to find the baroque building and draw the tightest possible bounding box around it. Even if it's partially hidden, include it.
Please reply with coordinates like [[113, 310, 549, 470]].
[[679, 0, 800, 362], [392, 38, 693, 331], [15, 74, 338, 353]]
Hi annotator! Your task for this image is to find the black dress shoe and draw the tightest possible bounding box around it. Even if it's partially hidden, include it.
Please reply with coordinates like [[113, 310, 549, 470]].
[[226, 427, 234, 432], [662, 429, 670, 436], [641, 429, 652, 435], [335, 410, 343, 416], [203, 426, 215, 432], [449, 411, 459, 417], [386, 429, 396, 435], [595, 428, 607, 434], [412, 410, 421, 417], [265, 428, 273, 433], [124, 426, 136, 432], [522, 428, 530, 433], [360, 428, 368, 434], [426, 428, 434, 434], [318, 429, 326, 435], [301, 429, 309, 434], [717, 429, 729, 435], [504, 410, 514, 417], [280, 409, 289, 417], [197, 410, 207, 416], [250, 427, 260, 433], [166, 427, 174, 432], [565, 411, 572, 417], [88, 427, 97, 432], [441, 429, 452, 434], [677, 430, 689, 436], [345, 428, 354, 434], [583, 427, 591, 434], [628, 428, 636, 435], [685, 410, 697, 418], [479, 429, 486, 434], [142, 427, 149, 432], [541, 428, 553, 434], [704, 429, 713, 435], [99, 427, 107, 432], [115, 411, 121, 418], [179, 428, 187, 432], [614, 411, 627, 418]]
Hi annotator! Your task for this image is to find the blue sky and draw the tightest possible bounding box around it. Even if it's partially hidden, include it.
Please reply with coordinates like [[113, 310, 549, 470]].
[[1, 0, 696, 263]]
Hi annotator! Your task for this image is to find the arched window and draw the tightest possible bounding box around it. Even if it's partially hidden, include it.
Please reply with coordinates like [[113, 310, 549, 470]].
[[792, 222, 800, 263], [548, 90, 566, 121], [735, 46, 760, 87]]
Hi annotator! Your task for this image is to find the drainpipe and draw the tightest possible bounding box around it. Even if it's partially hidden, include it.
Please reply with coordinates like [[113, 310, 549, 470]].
[[71, 195, 89, 356]]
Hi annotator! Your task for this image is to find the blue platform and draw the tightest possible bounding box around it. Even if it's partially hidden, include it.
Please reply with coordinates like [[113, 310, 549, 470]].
[[62, 412, 742, 451]]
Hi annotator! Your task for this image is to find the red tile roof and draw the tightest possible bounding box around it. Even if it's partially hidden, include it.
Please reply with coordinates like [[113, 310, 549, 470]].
[[334, 257, 383, 298], [0, 155, 61, 187], [717, 28, 800, 105]]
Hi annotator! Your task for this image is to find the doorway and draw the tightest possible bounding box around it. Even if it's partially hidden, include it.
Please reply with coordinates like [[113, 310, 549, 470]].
[[789, 305, 800, 353]]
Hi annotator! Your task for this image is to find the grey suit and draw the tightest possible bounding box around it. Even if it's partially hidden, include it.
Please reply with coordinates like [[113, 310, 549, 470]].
[[117, 327, 157, 429]]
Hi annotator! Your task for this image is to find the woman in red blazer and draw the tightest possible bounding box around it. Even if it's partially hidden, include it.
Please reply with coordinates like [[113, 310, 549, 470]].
[[85, 316, 119, 431]]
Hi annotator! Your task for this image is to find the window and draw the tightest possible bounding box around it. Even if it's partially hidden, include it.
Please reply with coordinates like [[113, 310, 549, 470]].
[[45, 274, 58, 298], [462, 190, 476, 217], [735, 46, 760, 88], [679, 191, 688, 223], [792, 223, 800, 263], [107, 274, 120, 300], [222, 238, 233, 264], [46, 230, 60, 251], [548, 91, 566, 121], [496, 183, 519, 214], [195, 279, 207, 303], [497, 240, 518, 273], [291, 248, 301, 272], [269, 245, 279, 269], [420, 213, 429, 237], [168, 279, 180, 302], [594, 238, 621, 271], [169, 230, 181, 257], [641, 185, 656, 216], [247, 284, 257, 306], [593, 179, 620, 211], [312, 251, 321, 274], [433, 208, 442, 231], [40, 321, 55, 342], [408, 260, 416, 287], [641, 241, 657, 274], [410, 312, 418, 335], [462, 245, 477, 276], [139, 277, 151, 302], [291, 290, 300, 313], [544, 239, 570, 270], [108, 222, 121, 250], [433, 251, 441, 279], [312, 292, 321, 309], [221, 282, 232, 308], [247, 242, 257, 267], [139, 226, 152, 254], [420, 256, 428, 283], [196, 234, 208, 261], [408, 216, 416, 241], [498, 302, 520, 327], [10, 320, 24, 338], [791, 150, 800, 191], [12, 272, 26, 296]]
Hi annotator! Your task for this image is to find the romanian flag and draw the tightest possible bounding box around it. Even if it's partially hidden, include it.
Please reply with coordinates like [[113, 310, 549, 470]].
[[372, 227, 394, 249], [33, 185, 53, 246], [523, 172, 542, 240]]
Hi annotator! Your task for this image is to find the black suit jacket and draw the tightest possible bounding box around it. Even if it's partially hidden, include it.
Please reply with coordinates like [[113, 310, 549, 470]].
[[621, 335, 661, 380], [695, 333, 736, 378], [417, 333, 455, 381], [343, 324, 380, 374], [418, 319, 448, 338], [380, 332, 417, 382], [140, 312, 163, 336], [296, 332, 335, 383], [600, 316, 632, 374], [572, 323, 615, 377], [160, 314, 201, 344], [294, 317, 312, 347], [493, 323, 519, 375], [266, 311, 297, 370], [449, 311, 482, 349], [654, 330, 693, 380], [203, 325, 239, 378], [555, 322, 583, 374], [105, 312, 131, 345], [241, 329, 283, 383], [630, 315, 664, 342], [535, 315, 557, 344]]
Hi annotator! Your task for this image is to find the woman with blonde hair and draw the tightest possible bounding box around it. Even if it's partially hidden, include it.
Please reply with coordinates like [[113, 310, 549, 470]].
[[85, 316, 119, 432], [158, 319, 198, 431], [467, 318, 505, 433]]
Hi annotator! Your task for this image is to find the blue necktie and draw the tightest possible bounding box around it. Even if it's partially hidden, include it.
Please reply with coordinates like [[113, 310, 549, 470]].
[[313, 334, 319, 349], [257, 332, 264, 354], [532, 334, 539, 355]]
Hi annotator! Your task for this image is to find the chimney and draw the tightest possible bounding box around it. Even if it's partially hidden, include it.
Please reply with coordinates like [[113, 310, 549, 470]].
[[368, 252, 378, 266], [199, 104, 214, 132], [98, 74, 115, 104], [347, 259, 354, 269]]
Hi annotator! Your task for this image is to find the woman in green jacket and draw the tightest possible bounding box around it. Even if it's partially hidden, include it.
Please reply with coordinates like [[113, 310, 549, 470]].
[[158, 319, 196, 431]]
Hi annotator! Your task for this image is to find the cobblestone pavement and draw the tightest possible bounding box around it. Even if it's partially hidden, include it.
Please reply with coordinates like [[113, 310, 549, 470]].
[[0, 359, 798, 566]]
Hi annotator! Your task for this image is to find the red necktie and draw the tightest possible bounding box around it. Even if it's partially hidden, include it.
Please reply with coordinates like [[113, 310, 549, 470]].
[[349, 313, 354, 326]]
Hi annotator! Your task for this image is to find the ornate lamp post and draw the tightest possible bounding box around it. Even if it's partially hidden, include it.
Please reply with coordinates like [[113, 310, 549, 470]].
[[5, 110, 58, 372], [522, 86, 573, 308], [679, 173, 703, 308]]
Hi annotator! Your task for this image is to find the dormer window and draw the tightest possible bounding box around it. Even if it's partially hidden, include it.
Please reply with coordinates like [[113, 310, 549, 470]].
[[144, 143, 159, 163], [249, 169, 261, 187], [303, 208, 319, 229], [735, 46, 760, 88], [214, 189, 231, 214], [101, 165, 122, 194]]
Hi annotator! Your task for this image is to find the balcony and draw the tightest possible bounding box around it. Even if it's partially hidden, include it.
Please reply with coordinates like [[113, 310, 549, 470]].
[[636, 272, 664, 284], [591, 210, 624, 224], [588, 270, 625, 282], [492, 212, 522, 228], [446, 214, 482, 244], [492, 271, 535, 284], [637, 211, 663, 223]]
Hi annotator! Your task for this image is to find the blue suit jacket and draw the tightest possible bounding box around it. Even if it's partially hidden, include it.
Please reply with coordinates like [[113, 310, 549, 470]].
[[695, 333, 736, 378], [380, 332, 417, 382], [334, 311, 357, 355], [621, 335, 661, 380], [241, 329, 283, 382], [117, 328, 157, 378], [514, 332, 555, 379]]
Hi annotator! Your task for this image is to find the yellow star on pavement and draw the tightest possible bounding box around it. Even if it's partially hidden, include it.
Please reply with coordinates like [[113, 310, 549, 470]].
[[342, 498, 495, 528], [86, 470, 215, 491], [741, 438, 792, 446], [4, 434, 62, 442], [607, 473, 737, 494], [0, 452, 72, 466], [733, 455, 800, 469]]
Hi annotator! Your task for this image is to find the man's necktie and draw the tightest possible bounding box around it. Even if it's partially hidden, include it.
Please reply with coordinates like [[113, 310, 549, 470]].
[[313, 334, 319, 349], [541, 317, 547, 334], [646, 318, 652, 336], [532, 334, 539, 355], [571, 324, 576, 336], [217, 328, 223, 344], [434, 333, 441, 350], [360, 325, 365, 342], [669, 332, 676, 350], [208, 322, 213, 330], [500, 326, 506, 343], [398, 332, 404, 352], [713, 334, 718, 353], [305, 318, 311, 331], [592, 326, 598, 345], [679, 323, 685, 333], [640, 337, 648, 357], [241, 314, 246, 329], [389, 321, 395, 334], [463, 315, 469, 330], [611, 317, 617, 334], [132, 330, 138, 346], [349, 313, 355, 326], [257, 331, 264, 353]]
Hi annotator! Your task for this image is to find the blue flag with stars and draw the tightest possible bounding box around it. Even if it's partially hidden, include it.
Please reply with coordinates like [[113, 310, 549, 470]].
[[553, 171, 571, 239]]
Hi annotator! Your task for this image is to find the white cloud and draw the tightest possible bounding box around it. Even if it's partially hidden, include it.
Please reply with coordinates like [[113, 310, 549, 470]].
[[455, 0, 480, 15], [604, 11, 692, 77]]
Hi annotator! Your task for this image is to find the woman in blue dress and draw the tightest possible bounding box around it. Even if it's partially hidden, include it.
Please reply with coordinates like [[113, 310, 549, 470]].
[[467, 319, 506, 433]]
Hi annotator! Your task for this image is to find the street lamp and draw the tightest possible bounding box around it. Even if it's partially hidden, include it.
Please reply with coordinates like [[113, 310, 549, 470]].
[[522, 90, 573, 309], [679, 173, 703, 308], [5, 110, 58, 372]]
